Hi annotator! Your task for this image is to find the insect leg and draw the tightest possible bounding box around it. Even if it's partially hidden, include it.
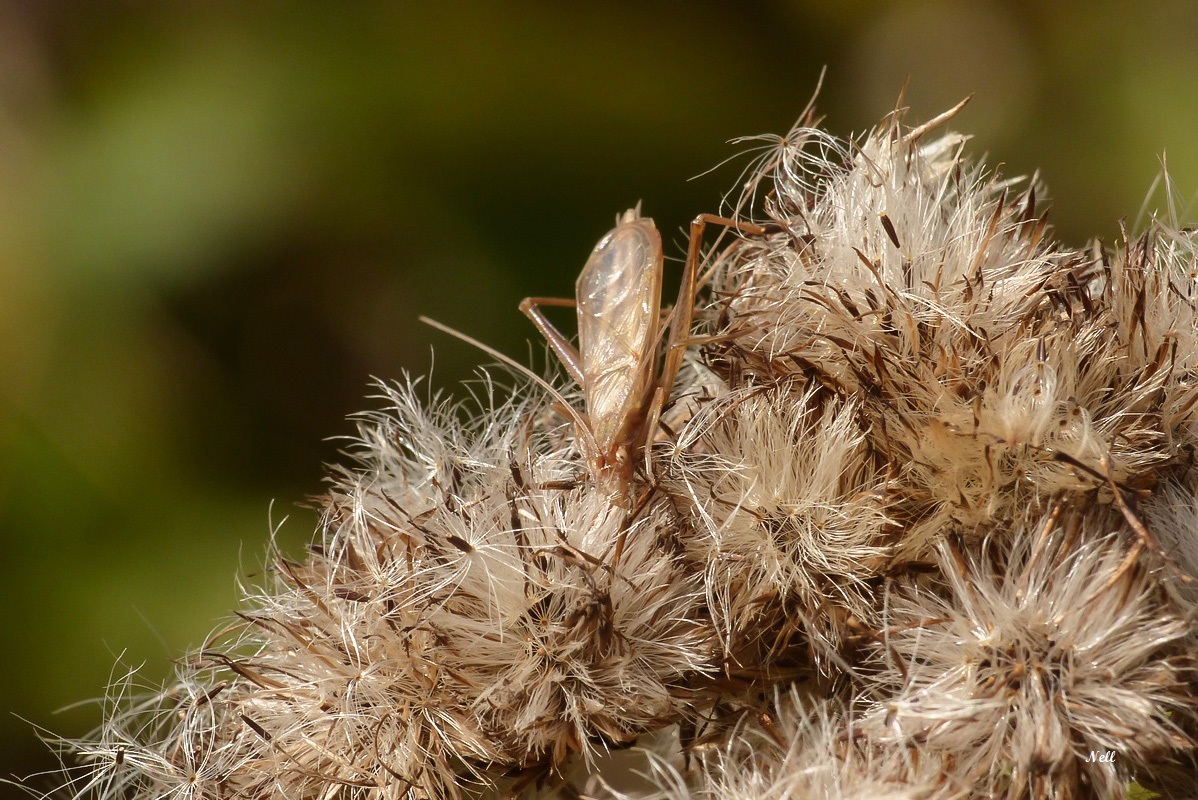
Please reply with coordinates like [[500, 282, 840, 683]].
[[519, 296, 587, 386], [660, 214, 767, 407]]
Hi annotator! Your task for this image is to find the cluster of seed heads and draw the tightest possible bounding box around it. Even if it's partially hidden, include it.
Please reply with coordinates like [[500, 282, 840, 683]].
[[39, 100, 1198, 799]]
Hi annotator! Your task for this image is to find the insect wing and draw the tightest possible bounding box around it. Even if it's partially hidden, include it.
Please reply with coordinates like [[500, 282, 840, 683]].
[[575, 218, 663, 452]]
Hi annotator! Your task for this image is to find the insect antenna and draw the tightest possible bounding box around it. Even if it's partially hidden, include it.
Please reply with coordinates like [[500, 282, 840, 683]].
[[419, 316, 600, 460]]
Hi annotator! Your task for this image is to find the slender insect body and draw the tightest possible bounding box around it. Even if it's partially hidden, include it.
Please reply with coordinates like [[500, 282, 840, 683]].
[[576, 211, 662, 477], [522, 207, 765, 504]]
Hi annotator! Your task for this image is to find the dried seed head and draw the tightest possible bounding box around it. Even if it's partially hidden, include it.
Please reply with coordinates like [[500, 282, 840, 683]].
[[862, 507, 1195, 798], [665, 382, 890, 662], [611, 693, 945, 800], [38, 101, 1198, 800]]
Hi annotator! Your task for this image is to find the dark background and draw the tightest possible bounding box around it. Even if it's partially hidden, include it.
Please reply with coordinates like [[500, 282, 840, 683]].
[[3, 1, 1196, 793]]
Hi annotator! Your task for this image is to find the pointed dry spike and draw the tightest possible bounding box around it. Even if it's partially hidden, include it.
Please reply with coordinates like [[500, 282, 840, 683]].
[[1102, 455, 1160, 551], [943, 536, 982, 608], [967, 187, 1007, 280], [1102, 456, 1195, 585], [240, 713, 273, 742], [1018, 502, 1064, 602], [905, 95, 973, 142], [1089, 540, 1146, 603], [894, 76, 910, 113], [1020, 184, 1037, 224], [880, 212, 901, 249], [882, 78, 913, 141]]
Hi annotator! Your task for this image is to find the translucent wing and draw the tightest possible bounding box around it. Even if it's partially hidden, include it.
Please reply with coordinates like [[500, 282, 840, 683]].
[[575, 213, 663, 453]]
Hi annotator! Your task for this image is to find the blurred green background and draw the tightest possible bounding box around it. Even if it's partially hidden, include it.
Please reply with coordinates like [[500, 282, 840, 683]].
[[2, 0, 1196, 792]]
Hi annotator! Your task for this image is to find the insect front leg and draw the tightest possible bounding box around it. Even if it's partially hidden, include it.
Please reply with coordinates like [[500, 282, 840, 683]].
[[519, 296, 587, 386]]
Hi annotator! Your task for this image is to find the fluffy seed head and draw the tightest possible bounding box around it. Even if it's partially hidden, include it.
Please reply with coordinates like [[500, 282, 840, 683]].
[[862, 508, 1195, 798], [37, 101, 1198, 800]]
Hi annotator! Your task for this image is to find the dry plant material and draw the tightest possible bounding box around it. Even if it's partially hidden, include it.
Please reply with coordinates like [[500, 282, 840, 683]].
[[37, 99, 1198, 800]]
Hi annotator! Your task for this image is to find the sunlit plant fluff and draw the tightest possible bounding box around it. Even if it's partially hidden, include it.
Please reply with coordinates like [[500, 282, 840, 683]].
[[39, 100, 1198, 800], [861, 514, 1192, 798]]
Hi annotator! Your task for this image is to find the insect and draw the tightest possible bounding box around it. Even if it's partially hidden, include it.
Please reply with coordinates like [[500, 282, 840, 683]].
[[520, 207, 764, 503]]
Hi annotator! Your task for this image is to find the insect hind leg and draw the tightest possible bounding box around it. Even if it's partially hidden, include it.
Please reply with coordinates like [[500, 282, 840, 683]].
[[659, 214, 767, 408], [641, 214, 766, 482]]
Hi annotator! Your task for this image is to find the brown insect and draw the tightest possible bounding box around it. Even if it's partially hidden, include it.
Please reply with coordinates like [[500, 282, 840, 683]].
[[424, 207, 763, 504], [519, 207, 764, 502]]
